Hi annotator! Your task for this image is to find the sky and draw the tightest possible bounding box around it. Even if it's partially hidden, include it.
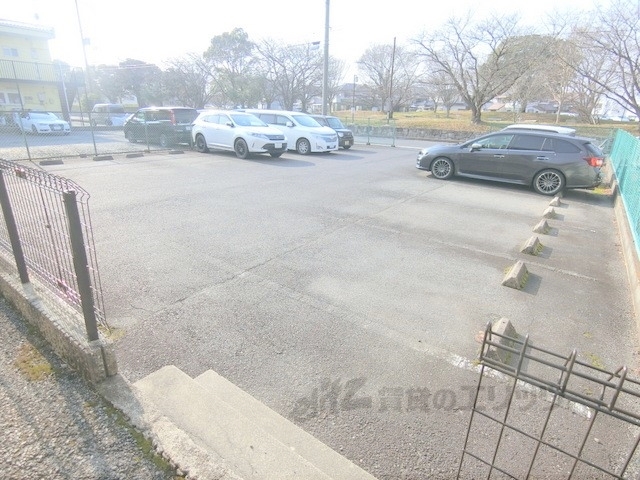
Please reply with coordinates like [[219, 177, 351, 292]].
[[7, 0, 608, 77]]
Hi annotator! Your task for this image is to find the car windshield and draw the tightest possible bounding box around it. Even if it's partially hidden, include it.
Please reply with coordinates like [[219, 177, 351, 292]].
[[110, 106, 126, 114], [292, 114, 322, 127], [30, 112, 59, 120], [325, 117, 345, 129], [230, 113, 268, 127]]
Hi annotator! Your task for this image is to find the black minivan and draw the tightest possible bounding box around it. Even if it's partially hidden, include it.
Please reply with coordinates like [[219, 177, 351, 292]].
[[124, 107, 199, 148]]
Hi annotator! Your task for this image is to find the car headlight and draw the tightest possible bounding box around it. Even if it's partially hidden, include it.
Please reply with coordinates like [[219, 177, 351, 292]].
[[249, 133, 269, 140], [338, 132, 344, 137]]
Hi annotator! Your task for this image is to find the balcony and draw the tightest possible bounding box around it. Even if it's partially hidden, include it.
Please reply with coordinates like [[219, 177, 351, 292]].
[[0, 59, 84, 86]]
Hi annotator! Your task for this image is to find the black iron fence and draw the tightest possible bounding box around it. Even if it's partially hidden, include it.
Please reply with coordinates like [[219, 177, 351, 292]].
[[458, 322, 640, 479], [0, 159, 106, 340]]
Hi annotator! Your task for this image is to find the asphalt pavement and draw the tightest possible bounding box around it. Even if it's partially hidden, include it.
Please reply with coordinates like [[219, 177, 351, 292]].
[[2, 138, 639, 479]]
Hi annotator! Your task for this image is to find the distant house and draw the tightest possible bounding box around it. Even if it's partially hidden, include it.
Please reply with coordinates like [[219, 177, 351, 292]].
[[0, 18, 81, 121]]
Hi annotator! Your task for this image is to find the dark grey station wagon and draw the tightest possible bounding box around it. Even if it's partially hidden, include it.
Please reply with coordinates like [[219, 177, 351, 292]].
[[416, 129, 604, 196]]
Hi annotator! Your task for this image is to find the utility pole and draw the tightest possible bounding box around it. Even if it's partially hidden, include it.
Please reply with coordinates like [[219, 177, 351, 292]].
[[322, 0, 330, 115]]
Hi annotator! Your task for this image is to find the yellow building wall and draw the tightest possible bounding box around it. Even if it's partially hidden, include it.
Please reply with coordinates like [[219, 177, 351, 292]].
[[0, 29, 60, 113]]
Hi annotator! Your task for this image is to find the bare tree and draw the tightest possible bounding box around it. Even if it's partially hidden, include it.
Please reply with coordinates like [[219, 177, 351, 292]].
[[162, 54, 217, 109], [256, 40, 323, 111], [413, 13, 532, 124], [564, 0, 640, 130], [357, 42, 421, 115]]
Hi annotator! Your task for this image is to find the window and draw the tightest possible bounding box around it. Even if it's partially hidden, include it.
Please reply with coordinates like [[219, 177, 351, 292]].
[[2, 47, 18, 57], [31, 48, 38, 59], [0, 93, 6, 104], [542, 138, 581, 153], [510, 135, 545, 150], [259, 113, 276, 124], [474, 134, 513, 149], [7, 93, 21, 104]]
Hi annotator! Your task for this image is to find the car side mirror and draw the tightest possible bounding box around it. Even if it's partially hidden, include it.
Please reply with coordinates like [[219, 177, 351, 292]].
[[286, 121, 294, 127], [226, 121, 234, 127], [470, 143, 482, 151]]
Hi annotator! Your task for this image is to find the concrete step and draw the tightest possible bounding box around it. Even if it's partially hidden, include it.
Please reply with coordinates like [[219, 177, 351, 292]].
[[196, 369, 376, 480], [134, 365, 331, 480]]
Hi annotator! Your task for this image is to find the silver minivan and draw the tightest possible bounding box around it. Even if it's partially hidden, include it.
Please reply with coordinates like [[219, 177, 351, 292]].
[[91, 103, 129, 127]]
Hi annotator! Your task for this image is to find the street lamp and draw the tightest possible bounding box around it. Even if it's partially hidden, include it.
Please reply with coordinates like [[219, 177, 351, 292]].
[[351, 75, 358, 124]]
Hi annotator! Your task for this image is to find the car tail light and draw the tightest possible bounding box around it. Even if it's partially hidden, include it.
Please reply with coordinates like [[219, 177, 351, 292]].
[[585, 156, 603, 167], [170, 111, 177, 125]]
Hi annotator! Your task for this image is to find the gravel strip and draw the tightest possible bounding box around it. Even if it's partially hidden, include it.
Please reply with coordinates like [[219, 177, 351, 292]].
[[0, 296, 180, 480]]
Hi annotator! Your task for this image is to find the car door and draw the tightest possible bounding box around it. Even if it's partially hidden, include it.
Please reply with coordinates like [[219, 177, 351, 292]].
[[215, 113, 236, 150], [199, 114, 221, 148], [499, 134, 551, 182], [458, 133, 514, 177]]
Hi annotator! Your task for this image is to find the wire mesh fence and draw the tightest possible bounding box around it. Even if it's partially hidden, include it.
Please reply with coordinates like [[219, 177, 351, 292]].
[[609, 130, 640, 259], [0, 108, 194, 162], [458, 322, 640, 479], [0, 159, 107, 339]]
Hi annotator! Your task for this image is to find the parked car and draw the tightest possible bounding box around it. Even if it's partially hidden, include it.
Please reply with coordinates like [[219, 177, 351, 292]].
[[13, 111, 70, 135], [310, 114, 354, 149], [244, 109, 338, 154], [91, 103, 129, 127], [416, 130, 604, 196], [123, 107, 198, 147], [192, 110, 287, 159]]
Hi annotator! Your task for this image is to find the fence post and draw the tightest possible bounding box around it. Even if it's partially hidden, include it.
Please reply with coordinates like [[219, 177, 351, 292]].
[[0, 170, 30, 284], [63, 189, 99, 341]]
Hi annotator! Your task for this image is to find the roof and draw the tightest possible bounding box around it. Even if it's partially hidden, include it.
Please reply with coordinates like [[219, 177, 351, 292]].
[[0, 18, 55, 39]]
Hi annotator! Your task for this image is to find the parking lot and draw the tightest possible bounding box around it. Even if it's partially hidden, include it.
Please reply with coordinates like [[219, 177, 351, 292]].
[[16, 141, 639, 478]]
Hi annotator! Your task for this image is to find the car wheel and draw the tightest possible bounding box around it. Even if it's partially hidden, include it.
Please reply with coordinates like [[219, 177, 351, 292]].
[[194, 134, 209, 153], [159, 134, 170, 148], [234, 138, 250, 159], [430, 157, 454, 179], [106, 119, 113, 126], [90, 119, 97, 127], [296, 138, 311, 155], [125, 130, 137, 143], [270, 152, 283, 158], [533, 169, 565, 196], [343, 145, 352, 150], [31, 125, 38, 135]]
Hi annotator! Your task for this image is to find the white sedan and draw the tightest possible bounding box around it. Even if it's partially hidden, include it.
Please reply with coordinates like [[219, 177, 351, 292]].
[[16, 111, 71, 135]]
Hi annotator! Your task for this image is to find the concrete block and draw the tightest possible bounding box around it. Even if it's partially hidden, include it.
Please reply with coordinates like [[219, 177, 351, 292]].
[[39, 159, 64, 166], [520, 236, 543, 256], [543, 206, 557, 219], [485, 318, 519, 364], [125, 153, 144, 158], [501, 260, 528, 290], [93, 155, 113, 161], [549, 196, 562, 207], [533, 219, 551, 234]]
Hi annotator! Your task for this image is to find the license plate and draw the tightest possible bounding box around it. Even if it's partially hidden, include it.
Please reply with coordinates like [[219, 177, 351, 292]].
[[275, 143, 282, 149], [345, 141, 351, 146], [52, 125, 61, 130], [185, 126, 192, 131]]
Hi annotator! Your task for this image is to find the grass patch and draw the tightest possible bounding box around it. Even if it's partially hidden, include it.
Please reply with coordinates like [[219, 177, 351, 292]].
[[106, 402, 185, 478], [14, 342, 53, 381], [333, 110, 633, 140]]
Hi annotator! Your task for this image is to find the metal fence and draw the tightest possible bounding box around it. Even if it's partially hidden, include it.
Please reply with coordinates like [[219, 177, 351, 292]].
[[0, 109, 188, 162], [609, 130, 640, 259], [458, 322, 640, 479], [0, 159, 106, 340]]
